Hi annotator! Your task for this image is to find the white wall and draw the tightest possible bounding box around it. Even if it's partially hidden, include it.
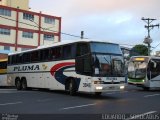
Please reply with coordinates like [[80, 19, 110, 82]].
[[18, 31, 38, 46]]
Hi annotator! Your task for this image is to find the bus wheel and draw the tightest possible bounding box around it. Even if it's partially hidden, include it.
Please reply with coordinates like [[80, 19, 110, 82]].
[[22, 78, 27, 90], [95, 92, 102, 96], [16, 79, 22, 90], [69, 79, 77, 96]]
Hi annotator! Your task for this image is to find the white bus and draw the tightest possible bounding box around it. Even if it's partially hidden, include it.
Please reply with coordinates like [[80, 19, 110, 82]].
[[7, 40, 125, 95], [128, 56, 160, 90]]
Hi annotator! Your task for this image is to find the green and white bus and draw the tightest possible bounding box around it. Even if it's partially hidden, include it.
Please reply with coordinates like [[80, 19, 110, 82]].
[[128, 56, 160, 90], [7, 40, 125, 95]]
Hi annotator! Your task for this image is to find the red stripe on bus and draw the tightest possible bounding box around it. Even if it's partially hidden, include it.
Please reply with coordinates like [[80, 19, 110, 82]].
[[50, 62, 75, 76]]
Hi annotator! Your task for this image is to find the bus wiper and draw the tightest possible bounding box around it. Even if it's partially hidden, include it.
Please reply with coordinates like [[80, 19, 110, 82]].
[[103, 57, 109, 64]]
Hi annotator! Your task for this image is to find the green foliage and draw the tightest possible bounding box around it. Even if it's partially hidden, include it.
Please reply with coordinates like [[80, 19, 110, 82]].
[[130, 44, 148, 56]]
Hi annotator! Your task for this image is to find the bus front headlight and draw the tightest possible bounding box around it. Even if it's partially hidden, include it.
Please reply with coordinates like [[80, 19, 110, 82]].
[[96, 86, 103, 90], [120, 86, 125, 89]]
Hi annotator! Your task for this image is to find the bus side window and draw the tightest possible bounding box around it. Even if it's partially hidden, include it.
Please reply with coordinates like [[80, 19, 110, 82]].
[[12, 55, 17, 64], [50, 47, 62, 60], [40, 49, 50, 61], [76, 43, 89, 56], [31, 51, 40, 62], [17, 54, 23, 64], [23, 53, 30, 63], [62, 45, 72, 59]]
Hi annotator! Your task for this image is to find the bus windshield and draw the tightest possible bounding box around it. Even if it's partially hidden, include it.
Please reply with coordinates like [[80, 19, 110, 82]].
[[0, 61, 7, 69], [92, 54, 124, 77], [128, 61, 147, 79], [90, 42, 124, 77]]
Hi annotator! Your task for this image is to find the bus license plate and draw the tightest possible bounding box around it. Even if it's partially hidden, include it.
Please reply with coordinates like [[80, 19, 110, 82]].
[[106, 77, 117, 80], [108, 86, 115, 89]]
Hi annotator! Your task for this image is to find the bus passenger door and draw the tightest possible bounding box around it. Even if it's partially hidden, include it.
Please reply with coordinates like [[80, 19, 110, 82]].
[[75, 54, 92, 92], [147, 59, 160, 88]]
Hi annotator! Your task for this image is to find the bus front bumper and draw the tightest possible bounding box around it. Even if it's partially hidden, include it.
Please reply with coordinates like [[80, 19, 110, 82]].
[[92, 84, 125, 92]]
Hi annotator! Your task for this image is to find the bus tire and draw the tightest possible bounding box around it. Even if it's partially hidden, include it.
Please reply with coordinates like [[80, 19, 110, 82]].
[[69, 79, 77, 96], [21, 78, 27, 90], [15, 78, 22, 90], [95, 92, 102, 96]]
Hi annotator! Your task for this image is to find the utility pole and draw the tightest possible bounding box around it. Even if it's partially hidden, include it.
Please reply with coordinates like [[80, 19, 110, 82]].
[[141, 17, 159, 56]]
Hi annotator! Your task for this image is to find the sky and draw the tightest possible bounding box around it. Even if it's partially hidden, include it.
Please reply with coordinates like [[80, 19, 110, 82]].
[[30, 0, 160, 52]]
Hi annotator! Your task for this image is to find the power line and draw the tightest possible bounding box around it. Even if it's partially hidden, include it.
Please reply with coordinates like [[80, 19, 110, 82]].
[[0, 15, 89, 39], [151, 42, 160, 51], [0, 15, 149, 48]]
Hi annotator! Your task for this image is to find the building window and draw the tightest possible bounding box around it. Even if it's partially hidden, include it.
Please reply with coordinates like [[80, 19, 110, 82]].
[[43, 34, 54, 41], [44, 17, 55, 24], [0, 28, 10, 35], [22, 31, 33, 38], [0, 8, 11, 16], [23, 13, 34, 21], [4, 46, 10, 50]]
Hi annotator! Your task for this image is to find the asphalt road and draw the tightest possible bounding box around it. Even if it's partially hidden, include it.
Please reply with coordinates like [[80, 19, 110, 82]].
[[0, 85, 160, 120]]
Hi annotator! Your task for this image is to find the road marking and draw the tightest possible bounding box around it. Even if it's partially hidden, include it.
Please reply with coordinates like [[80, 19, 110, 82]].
[[60, 103, 96, 110], [144, 94, 160, 98], [0, 101, 22, 106], [125, 111, 157, 120]]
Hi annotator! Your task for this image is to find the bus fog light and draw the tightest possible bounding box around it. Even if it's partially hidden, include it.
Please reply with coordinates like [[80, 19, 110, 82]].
[[96, 86, 103, 90], [120, 86, 125, 89]]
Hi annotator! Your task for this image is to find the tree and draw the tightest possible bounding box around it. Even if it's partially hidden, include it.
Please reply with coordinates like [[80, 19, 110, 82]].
[[130, 44, 148, 56]]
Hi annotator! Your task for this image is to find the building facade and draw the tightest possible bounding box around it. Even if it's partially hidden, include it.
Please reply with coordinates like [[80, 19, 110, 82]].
[[0, 5, 61, 52], [0, 0, 29, 10]]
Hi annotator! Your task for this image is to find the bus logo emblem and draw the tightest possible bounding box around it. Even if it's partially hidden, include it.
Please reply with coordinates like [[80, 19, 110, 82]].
[[42, 64, 48, 70]]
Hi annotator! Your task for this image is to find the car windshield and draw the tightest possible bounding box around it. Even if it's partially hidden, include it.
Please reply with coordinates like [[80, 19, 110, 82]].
[[92, 54, 124, 77], [128, 61, 147, 79]]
